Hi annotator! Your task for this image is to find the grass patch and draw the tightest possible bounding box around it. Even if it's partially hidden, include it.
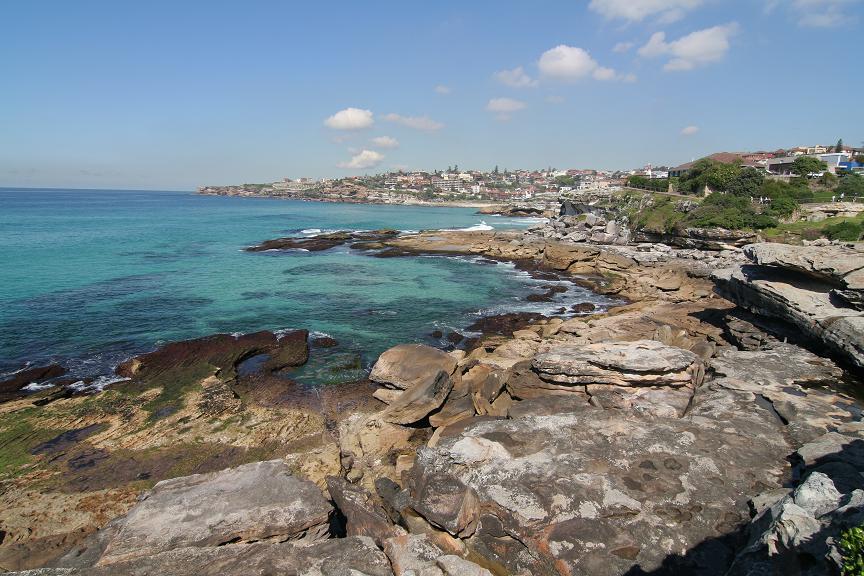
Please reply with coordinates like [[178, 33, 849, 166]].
[[0, 408, 63, 478], [762, 213, 864, 242]]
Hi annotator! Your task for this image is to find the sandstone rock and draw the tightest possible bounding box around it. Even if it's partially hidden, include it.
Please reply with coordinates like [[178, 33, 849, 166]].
[[381, 371, 453, 425], [96, 460, 332, 565], [792, 472, 842, 518], [533, 339, 702, 387], [19, 537, 394, 576], [326, 476, 403, 545], [370, 344, 457, 390], [406, 409, 787, 575], [383, 534, 445, 576], [713, 262, 864, 370], [429, 395, 475, 428], [373, 388, 404, 404], [744, 243, 864, 289], [437, 555, 493, 576]]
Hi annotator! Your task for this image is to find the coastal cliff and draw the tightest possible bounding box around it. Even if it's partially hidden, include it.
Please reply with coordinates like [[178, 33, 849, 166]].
[[1, 227, 862, 575]]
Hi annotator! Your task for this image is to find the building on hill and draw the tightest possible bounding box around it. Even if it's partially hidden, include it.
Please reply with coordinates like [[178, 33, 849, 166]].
[[668, 152, 744, 178]]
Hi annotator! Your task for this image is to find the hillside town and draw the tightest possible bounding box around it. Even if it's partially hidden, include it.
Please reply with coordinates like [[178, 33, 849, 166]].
[[198, 142, 864, 205]]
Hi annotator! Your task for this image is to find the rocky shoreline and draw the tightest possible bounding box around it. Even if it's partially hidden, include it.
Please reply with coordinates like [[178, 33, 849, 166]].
[[1, 220, 863, 574]]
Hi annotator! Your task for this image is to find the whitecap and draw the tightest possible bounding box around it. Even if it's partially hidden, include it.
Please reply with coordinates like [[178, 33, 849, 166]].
[[72, 375, 130, 393], [22, 381, 57, 392], [441, 221, 494, 232], [301, 228, 321, 234]]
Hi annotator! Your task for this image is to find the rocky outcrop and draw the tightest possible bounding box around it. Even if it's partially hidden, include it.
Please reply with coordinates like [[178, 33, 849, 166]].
[[245, 229, 399, 252], [714, 243, 864, 371], [636, 227, 759, 251], [0, 364, 66, 403], [534, 212, 632, 245], [115, 329, 309, 382]]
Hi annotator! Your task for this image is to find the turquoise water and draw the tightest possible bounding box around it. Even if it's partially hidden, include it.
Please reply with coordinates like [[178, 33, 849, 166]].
[[0, 189, 612, 386]]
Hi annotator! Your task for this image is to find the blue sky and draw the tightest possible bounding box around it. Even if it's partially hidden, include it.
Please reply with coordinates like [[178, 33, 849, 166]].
[[1, 0, 861, 189]]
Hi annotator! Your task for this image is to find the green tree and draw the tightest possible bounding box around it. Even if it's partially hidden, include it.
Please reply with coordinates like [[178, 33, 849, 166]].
[[819, 172, 838, 188], [837, 173, 864, 198], [792, 156, 828, 178], [727, 167, 765, 197], [836, 138, 844, 153], [704, 162, 740, 192]]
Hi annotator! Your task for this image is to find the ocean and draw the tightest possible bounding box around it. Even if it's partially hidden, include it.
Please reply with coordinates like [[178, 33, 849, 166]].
[[0, 188, 614, 386]]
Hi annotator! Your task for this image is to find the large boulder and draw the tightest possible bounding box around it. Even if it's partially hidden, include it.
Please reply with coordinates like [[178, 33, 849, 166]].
[[96, 460, 332, 565], [532, 339, 703, 387], [370, 344, 457, 390]]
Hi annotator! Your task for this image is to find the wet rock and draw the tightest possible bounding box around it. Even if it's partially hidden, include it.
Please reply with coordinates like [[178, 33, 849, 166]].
[[370, 344, 457, 390], [246, 229, 400, 252], [97, 460, 332, 565], [115, 330, 308, 383], [466, 312, 547, 337], [310, 335, 338, 348], [0, 364, 66, 403]]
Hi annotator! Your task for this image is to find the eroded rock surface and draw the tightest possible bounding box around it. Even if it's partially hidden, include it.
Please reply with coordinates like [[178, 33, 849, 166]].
[[96, 460, 332, 565]]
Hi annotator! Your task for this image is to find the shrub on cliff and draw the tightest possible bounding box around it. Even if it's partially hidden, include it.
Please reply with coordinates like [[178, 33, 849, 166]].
[[840, 526, 864, 575], [824, 220, 864, 241], [685, 194, 778, 230]]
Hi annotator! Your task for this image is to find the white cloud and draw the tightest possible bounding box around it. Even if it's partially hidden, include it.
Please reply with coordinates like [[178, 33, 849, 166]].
[[487, 98, 527, 113], [546, 95, 566, 104], [495, 66, 538, 88], [681, 125, 700, 136], [592, 66, 617, 81], [370, 136, 399, 149], [338, 149, 384, 170], [589, 0, 702, 22], [638, 23, 738, 71], [622, 73, 638, 83], [324, 107, 374, 130], [538, 45, 625, 82], [539, 45, 600, 79], [613, 41, 634, 53], [792, 0, 858, 27], [434, 85, 452, 95], [383, 113, 444, 131]]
